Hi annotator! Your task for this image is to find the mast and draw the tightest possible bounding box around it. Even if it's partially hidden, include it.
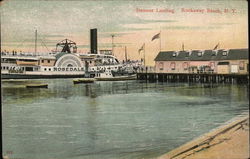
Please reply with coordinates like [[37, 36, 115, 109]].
[[35, 29, 37, 55], [159, 28, 161, 52], [125, 46, 128, 62], [111, 34, 114, 56], [144, 44, 146, 66]]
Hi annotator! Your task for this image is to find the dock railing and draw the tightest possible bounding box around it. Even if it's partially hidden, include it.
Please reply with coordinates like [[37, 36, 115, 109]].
[[136, 66, 156, 73]]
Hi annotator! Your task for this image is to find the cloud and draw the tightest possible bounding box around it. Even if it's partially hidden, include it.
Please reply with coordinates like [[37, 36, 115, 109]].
[[122, 27, 153, 31], [99, 42, 132, 48], [99, 32, 135, 38], [127, 19, 177, 24], [42, 34, 65, 38], [121, 23, 157, 31], [163, 25, 222, 30], [120, 19, 177, 31], [209, 22, 236, 26], [74, 45, 89, 49]]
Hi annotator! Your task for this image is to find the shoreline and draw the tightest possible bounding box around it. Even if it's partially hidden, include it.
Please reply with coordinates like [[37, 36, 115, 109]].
[[158, 114, 249, 159]]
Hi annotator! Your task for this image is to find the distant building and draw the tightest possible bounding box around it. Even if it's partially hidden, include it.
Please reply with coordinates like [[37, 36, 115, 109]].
[[154, 49, 248, 74]]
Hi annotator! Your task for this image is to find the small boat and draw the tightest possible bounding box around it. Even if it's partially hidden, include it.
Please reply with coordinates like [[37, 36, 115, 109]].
[[73, 78, 95, 84], [95, 74, 137, 81], [95, 70, 137, 81], [26, 84, 48, 88]]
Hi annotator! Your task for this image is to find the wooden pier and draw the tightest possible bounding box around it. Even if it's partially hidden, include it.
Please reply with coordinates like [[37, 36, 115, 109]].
[[136, 73, 249, 84]]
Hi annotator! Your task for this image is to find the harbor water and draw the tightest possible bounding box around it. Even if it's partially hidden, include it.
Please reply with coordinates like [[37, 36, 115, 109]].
[[2, 79, 249, 159]]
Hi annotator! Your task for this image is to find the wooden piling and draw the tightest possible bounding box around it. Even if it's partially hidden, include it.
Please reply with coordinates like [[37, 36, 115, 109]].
[[136, 73, 248, 84]]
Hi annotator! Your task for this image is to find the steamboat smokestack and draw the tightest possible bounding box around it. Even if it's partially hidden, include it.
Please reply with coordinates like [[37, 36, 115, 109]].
[[90, 28, 97, 54]]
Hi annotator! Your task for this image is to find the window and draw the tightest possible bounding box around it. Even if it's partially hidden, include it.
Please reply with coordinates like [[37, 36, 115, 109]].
[[41, 60, 44, 63], [44, 68, 47, 71], [218, 62, 229, 65], [159, 62, 164, 70], [198, 52, 202, 57], [183, 62, 188, 70], [170, 62, 176, 70], [210, 62, 215, 69], [49, 68, 51, 71], [239, 61, 245, 70], [48, 60, 50, 63], [25, 67, 33, 71], [222, 51, 228, 56]]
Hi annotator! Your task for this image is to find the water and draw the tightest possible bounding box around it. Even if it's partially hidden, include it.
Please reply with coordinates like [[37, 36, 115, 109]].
[[2, 79, 249, 159]]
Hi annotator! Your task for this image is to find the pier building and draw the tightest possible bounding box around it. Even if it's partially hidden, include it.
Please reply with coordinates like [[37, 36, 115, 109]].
[[154, 48, 248, 75]]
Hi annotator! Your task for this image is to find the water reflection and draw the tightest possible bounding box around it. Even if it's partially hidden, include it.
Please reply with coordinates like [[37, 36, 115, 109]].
[[2, 80, 249, 105], [2, 79, 249, 159]]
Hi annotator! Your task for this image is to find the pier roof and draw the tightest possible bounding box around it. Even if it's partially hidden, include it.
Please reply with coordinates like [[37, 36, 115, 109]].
[[175, 51, 190, 61], [202, 50, 216, 61], [154, 51, 177, 61], [154, 49, 248, 61], [154, 51, 190, 61], [215, 49, 249, 60], [189, 50, 204, 61]]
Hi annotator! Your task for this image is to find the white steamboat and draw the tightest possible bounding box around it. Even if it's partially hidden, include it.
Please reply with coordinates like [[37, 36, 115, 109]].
[[1, 40, 122, 79]]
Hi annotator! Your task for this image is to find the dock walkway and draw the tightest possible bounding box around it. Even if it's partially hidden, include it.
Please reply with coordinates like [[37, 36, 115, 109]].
[[158, 114, 249, 159]]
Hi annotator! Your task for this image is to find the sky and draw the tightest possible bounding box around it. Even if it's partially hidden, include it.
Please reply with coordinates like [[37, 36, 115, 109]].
[[0, 0, 248, 65]]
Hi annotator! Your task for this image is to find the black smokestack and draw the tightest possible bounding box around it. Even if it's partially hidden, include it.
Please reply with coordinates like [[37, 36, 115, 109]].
[[90, 28, 97, 54]]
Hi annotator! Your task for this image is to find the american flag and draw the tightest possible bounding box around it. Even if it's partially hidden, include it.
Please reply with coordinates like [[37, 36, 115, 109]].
[[138, 43, 145, 54], [213, 43, 220, 50], [151, 33, 160, 41]]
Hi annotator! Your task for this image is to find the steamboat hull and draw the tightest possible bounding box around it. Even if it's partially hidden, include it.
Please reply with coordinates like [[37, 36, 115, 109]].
[[1, 73, 85, 79], [95, 74, 137, 81]]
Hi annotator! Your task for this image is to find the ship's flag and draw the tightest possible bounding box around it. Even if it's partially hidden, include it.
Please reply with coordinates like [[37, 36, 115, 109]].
[[138, 43, 145, 54], [151, 33, 160, 41], [213, 43, 220, 50]]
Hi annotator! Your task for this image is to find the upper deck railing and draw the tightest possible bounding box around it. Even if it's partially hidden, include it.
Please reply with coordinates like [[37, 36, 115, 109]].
[[1, 52, 55, 59]]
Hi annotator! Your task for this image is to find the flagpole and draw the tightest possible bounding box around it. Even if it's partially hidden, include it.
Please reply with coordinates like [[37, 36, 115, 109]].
[[144, 43, 146, 66], [35, 29, 37, 56], [159, 29, 161, 52], [111, 34, 114, 56], [125, 46, 128, 62]]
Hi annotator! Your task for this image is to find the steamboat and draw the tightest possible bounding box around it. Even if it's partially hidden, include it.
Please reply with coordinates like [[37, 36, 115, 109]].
[[1, 29, 131, 79]]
